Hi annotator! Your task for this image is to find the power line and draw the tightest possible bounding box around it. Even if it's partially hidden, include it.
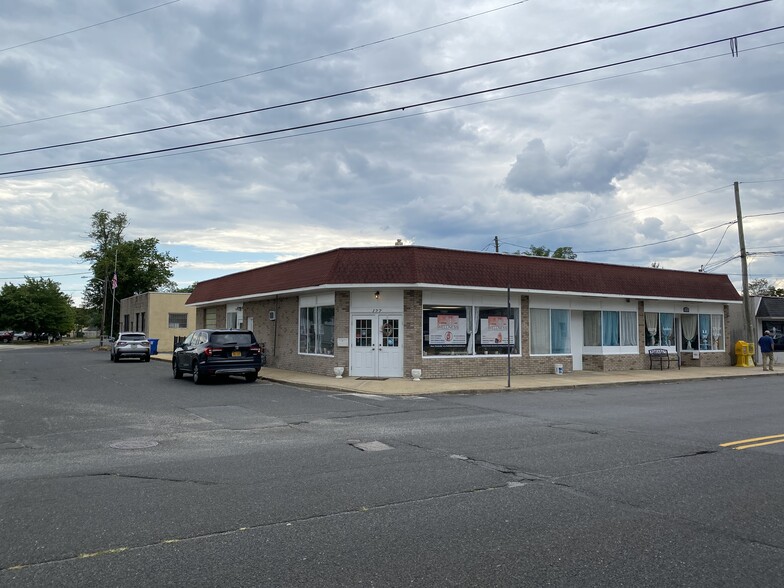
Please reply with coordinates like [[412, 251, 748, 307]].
[[2, 2, 774, 158], [4, 25, 783, 177], [6, 40, 780, 180], [0, 1, 533, 129], [26, 40, 781, 180], [0, 0, 182, 53], [573, 221, 737, 254]]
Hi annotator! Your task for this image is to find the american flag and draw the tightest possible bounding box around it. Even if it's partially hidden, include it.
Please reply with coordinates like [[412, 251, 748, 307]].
[[111, 272, 118, 290]]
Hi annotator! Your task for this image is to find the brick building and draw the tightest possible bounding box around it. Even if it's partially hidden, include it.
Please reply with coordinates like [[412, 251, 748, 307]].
[[185, 246, 741, 379]]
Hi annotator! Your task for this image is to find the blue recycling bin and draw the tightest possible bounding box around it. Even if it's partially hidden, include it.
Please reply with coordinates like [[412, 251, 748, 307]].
[[148, 338, 159, 355]]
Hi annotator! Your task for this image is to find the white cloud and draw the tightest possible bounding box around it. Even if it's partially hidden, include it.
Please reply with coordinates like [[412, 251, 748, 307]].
[[1, 0, 783, 299]]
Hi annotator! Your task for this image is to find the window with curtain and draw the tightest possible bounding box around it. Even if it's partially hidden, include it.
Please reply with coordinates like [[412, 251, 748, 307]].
[[585, 310, 637, 347], [696, 313, 724, 350], [645, 312, 659, 346], [620, 312, 637, 346], [645, 312, 675, 346], [660, 313, 674, 346], [299, 305, 335, 355], [680, 314, 698, 350], [602, 311, 619, 346], [530, 308, 570, 354], [583, 311, 601, 346]]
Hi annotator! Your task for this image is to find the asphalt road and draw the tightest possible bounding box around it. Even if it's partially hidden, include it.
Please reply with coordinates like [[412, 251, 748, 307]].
[[1, 342, 782, 587]]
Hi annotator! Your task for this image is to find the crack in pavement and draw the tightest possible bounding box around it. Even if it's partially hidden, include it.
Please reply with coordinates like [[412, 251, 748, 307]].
[[68, 472, 221, 486], [0, 482, 515, 574]]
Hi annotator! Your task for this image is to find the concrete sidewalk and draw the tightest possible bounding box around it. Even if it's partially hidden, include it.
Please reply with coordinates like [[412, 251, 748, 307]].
[[151, 352, 780, 396]]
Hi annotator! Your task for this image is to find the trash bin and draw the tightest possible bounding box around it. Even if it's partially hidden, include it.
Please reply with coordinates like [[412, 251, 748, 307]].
[[554, 363, 564, 375], [148, 338, 159, 355]]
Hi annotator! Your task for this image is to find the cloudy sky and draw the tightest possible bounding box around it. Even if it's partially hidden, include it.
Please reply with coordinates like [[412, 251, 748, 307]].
[[1, 0, 782, 305]]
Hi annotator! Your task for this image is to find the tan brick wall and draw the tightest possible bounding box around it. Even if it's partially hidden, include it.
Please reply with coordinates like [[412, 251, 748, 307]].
[[192, 295, 734, 378]]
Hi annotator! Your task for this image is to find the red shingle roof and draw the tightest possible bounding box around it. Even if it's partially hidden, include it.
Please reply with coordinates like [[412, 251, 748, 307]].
[[186, 246, 741, 305]]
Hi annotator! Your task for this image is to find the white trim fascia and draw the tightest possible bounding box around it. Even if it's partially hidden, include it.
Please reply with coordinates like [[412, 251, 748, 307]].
[[187, 282, 741, 307]]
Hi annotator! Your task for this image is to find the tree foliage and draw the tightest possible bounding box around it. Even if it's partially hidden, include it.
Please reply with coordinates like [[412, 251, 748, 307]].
[[80, 210, 177, 335], [0, 278, 75, 336], [521, 245, 578, 260], [748, 278, 784, 297]]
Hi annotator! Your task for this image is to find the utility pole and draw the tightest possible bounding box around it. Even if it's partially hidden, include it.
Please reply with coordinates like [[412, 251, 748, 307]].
[[494, 236, 499, 253], [734, 181, 755, 344]]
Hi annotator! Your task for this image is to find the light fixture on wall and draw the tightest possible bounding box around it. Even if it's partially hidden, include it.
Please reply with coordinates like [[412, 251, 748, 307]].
[[374, 291, 380, 300]]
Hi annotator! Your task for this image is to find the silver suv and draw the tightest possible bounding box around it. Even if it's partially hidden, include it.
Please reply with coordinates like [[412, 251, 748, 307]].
[[111, 332, 151, 362]]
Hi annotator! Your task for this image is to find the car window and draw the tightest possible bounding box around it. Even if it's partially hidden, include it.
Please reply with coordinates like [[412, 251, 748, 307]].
[[210, 332, 253, 346], [122, 334, 147, 341], [183, 333, 193, 346]]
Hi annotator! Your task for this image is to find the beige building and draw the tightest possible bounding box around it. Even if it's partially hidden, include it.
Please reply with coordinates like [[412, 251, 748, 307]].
[[118, 292, 195, 353]]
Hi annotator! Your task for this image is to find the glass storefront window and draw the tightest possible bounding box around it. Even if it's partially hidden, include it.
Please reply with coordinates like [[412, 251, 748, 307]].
[[422, 306, 470, 356], [585, 310, 637, 347], [762, 321, 784, 351], [299, 305, 334, 355], [530, 308, 570, 355], [422, 305, 519, 356]]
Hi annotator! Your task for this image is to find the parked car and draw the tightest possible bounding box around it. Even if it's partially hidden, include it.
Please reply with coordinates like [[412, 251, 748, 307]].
[[110, 332, 151, 362], [0, 330, 13, 343], [172, 329, 262, 384]]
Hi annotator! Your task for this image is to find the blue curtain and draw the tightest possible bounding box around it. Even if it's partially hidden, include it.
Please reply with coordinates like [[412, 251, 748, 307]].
[[602, 311, 620, 346], [551, 309, 570, 354]]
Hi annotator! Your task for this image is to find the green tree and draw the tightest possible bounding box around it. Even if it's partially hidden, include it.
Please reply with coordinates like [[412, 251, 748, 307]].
[[748, 278, 784, 297], [80, 210, 177, 337], [72, 306, 93, 335], [0, 278, 75, 338], [521, 245, 578, 259], [552, 246, 577, 260]]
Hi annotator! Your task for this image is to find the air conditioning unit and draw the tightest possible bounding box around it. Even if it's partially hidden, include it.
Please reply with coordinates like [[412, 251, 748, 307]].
[[268, 310, 276, 321]]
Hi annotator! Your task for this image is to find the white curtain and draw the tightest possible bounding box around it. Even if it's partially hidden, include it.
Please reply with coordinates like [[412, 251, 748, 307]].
[[583, 311, 601, 346], [645, 312, 658, 345], [681, 314, 698, 350], [530, 308, 550, 354], [620, 312, 638, 346], [711, 315, 723, 350]]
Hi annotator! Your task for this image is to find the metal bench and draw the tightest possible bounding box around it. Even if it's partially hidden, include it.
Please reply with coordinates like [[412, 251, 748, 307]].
[[648, 348, 678, 370]]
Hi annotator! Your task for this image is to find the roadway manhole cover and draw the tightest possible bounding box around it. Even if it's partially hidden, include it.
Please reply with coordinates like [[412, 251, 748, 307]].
[[110, 439, 159, 450]]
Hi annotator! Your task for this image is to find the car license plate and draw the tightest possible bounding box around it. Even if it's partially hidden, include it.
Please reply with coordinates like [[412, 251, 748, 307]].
[[232, 351, 241, 357]]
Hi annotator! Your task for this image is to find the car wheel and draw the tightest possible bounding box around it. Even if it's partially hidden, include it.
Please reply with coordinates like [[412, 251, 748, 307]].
[[192, 362, 205, 385], [245, 372, 258, 383], [172, 360, 183, 379], [113, 353, 120, 363], [144, 354, 151, 362]]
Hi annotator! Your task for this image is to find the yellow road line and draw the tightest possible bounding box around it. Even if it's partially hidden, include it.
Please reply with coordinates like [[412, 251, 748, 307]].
[[721, 433, 784, 450], [732, 438, 784, 450]]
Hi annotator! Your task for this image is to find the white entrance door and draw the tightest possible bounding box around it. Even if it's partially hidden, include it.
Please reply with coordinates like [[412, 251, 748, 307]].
[[570, 310, 583, 371], [350, 315, 403, 377]]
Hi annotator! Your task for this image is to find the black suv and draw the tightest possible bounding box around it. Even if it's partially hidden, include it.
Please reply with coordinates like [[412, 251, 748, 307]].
[[172, 329, 262, 384]]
